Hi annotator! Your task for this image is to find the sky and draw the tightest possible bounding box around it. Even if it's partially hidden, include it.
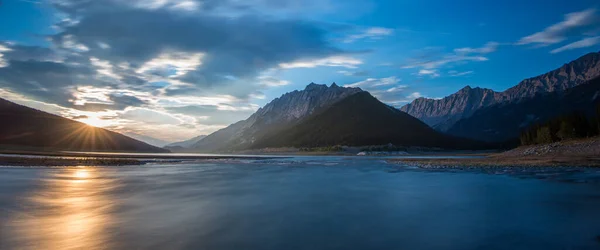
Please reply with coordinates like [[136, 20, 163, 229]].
[[1, 0, 600, 144]]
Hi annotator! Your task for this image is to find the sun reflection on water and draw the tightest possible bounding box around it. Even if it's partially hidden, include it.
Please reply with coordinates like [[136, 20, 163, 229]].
[[5, 167, 118, 250]]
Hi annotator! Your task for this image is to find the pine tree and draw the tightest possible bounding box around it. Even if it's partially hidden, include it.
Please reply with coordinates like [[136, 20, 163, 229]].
[[536, 127, 553, 144], [557, 120, 575, 140], [596, 103, 600, 133]]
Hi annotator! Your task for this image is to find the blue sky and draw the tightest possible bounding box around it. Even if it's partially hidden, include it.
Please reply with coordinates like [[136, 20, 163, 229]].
[[1, 0, 600, 143]]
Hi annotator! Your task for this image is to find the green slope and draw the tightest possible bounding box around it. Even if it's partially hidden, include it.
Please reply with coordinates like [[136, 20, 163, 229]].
[[252, 92, 484, 149]]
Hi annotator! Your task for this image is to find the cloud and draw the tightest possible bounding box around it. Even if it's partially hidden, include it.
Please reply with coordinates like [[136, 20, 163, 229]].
[[48, 2, 349, 97], [401, 42, 495, 75], [279, 55, 363, 69], [550, 36, 600, 53], [337, 70, 369, 77], [258, 76, 290, 87], [120, 107, 181, 125], [403, 55, 488, 70], [417, 69, 440, 78], [0, 45, 9, 68], [343, 27, 393, 43], [406, 92, 422, 99], [345, 76, 400, 88], [448, 70, 474, 77], [454, 42, 499, 54], [517, 8, 599, 46], [344, 76, 418, 106], [136, 51, 205, 78]]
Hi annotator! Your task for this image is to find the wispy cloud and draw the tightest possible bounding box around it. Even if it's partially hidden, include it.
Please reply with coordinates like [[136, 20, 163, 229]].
[[402, 41, 495, 74], [0, 44, 10, 68], [417, 69, 440, 78], [344, 76, 424, 106], [343, 27, 394, 43], [454, 42, 499, 54], [448, 70, 474, 77], [258, 76, 290, 87], [345, 76, 400, 88], [517, 8, 599, 46], [403, 55, 488, 70], [279, 55, 363, 69], [406, 92, 422, 99], [550, 36, 600, 53], [337, 70, 369, 77]]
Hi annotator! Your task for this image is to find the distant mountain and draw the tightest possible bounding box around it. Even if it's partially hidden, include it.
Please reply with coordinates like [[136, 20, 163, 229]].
[[252, 91, 483, 149], [446, 76, 600, 142], [0, 98, 169, 153], [401, 51, 600, 131], [192, 83, 363, 152], [165, 135, 207, 148], [125, 132, 171, 147]]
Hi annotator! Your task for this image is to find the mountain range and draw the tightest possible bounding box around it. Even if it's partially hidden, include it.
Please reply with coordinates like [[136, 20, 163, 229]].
[[0, 98, 168, 153], [183, 51, 600, 152], [447, 76, 600, 142], [191, 83, 485, 152], [251, 91, 482, 149], [401, 51, 600, 132], [4, 51, 599, 153]]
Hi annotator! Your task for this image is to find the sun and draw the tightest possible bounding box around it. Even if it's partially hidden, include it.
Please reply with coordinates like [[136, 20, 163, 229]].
[[78, 114, 111, 128]]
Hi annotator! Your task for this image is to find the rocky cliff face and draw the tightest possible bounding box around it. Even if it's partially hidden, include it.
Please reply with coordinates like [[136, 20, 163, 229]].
[[250, 82, 362, 125], [402, 86, 500, 130], [503, 52, 600, 100], [401, 51, 600, 130], [446, 76, 600, 142], [192, 83, 362, 152]]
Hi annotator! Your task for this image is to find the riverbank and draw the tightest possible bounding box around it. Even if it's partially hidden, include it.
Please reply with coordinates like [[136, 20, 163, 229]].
[[389, 137, 600, 168], [0, 156, 148, 167], [0, 152, 284, 167]]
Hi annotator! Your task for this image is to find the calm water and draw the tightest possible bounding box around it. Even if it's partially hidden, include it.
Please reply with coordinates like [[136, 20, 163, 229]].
[[1, 156, 600, 250]]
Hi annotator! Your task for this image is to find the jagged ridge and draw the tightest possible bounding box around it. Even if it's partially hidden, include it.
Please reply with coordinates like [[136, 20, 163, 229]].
[[191, 83, 363, 152], [401, 51, 600, 131]]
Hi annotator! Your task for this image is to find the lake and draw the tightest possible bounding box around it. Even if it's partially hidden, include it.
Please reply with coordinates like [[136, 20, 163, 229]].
[[1, 156, 600, 249]]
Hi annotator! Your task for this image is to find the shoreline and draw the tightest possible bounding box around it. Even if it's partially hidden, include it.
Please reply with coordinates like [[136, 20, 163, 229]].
[[0, 151, 286, 167], [0, 156, 149, 167], [388, 156, 600, 169], [389, 137, 600, 168]]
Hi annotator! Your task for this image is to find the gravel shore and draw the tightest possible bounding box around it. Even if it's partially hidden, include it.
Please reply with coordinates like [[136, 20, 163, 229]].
[[389, 137, 600, 168], [0, 156, 147, 167]]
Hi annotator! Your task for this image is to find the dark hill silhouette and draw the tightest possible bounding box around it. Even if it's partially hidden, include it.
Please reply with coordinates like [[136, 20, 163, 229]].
[[0, 98, 169, 153]]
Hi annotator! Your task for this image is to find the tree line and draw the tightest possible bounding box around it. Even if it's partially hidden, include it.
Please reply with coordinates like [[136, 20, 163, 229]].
[[519, 103, 600, 145]]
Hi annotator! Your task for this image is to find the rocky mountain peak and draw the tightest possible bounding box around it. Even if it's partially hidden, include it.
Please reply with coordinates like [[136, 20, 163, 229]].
[[460, 85, 472, 91], [305, 82, 328, 91], [257, 82, 362, 123], [401, 51, 600, 130], [192, 82, 363, 152]]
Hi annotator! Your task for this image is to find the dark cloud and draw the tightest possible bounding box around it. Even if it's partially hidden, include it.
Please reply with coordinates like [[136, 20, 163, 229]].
[[109, 94, 147, 108], [72, 103, 114, 112], [51, 8, 342, 90], [0, 60, 100, 105], [1, 44, 62, 62]]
